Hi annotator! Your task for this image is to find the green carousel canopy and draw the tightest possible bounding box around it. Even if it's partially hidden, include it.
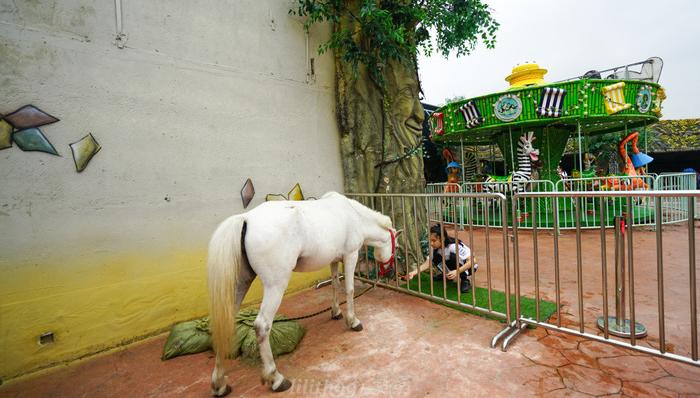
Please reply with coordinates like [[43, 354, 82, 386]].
[[430, 62, 664, 145]]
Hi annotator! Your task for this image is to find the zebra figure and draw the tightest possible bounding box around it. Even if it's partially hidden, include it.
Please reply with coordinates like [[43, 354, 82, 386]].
[[462, 148, 479, 181], [483, 131, 540, 194]]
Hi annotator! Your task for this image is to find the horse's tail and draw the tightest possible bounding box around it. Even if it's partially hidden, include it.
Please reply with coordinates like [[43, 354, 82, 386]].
[[208, 214, 245, 371]]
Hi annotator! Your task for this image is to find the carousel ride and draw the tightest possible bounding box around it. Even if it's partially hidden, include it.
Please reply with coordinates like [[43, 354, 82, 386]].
[[429, 57, 666, 228]]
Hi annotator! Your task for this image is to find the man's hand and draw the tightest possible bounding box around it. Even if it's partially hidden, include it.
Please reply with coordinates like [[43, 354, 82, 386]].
[[406, 270, 418, 280], [446, 270, 457, 280]]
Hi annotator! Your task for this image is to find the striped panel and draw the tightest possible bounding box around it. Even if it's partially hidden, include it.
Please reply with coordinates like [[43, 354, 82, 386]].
[[457, 101, 483, 128], [602, 82, 632, 114], [537, 87, 567, 117], [463, 149, 478, 179]]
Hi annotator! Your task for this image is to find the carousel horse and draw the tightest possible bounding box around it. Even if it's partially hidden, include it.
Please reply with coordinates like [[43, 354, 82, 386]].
[[483, 131, 540, 194], [603, 131, 651, 190], [207, 192, 397, 396]]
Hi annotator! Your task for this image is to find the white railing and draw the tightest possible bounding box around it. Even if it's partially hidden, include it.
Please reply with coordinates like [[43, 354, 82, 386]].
[[425, 183, 461, 194], [656, 173, 698, 224], [425, 173, 697, 228], [555, 175, 655, 228]]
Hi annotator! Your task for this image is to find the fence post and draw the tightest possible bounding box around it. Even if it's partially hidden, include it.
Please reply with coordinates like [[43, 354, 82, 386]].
[[597, 216, 647, 338]]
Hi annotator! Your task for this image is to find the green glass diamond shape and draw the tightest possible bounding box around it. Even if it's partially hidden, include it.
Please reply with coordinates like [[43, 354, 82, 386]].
[[13, 127, 59, 155]]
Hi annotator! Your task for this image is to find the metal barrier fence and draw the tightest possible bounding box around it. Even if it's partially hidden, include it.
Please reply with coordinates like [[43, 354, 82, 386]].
[[345, 193, 516, 343], [425, 183, 461, 194], [424, 173, 697, 228], [504, 190, 699, 367], [657, 173, 698, 224], [556, 175, 657, 229], [339, 191, 698, 367]]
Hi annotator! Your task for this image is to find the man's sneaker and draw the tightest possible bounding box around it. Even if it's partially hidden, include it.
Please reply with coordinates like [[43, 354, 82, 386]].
[[460, 278, 471, 294]]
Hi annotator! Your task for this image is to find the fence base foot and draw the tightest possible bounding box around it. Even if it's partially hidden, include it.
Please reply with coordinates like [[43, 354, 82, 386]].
[[491, 321, 516, 348], [501, 322, 527, 351], [596, 316, 647, 338]]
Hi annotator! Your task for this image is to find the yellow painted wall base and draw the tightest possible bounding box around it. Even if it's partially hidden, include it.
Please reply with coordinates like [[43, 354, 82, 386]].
[[0, 249, 330, 382]]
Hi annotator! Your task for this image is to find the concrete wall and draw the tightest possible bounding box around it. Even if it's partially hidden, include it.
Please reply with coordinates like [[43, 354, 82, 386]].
[[0, 0, 342, 382]]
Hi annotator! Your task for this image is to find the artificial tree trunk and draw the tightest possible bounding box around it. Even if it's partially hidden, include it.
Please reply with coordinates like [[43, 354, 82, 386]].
[[333, 17, 427, 269], [335, 60, 425, 194]]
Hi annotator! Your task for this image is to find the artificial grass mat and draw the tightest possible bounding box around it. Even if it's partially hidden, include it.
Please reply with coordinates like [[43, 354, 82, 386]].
[[402, 273, 557, 323]]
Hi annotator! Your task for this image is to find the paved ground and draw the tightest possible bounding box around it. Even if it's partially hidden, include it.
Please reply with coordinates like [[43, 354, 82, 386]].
[[2, 282, 700, 398], [429, 221, 700, 359]]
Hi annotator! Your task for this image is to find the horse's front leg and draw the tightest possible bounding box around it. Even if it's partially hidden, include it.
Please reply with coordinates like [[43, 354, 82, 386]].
[[342, 251, 363, 331], [254, 273, 293, 392], [330, 261, 343, 320]]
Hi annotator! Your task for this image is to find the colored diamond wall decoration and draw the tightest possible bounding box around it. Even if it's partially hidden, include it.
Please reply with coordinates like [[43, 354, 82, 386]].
[[3, 105, 59, 129], [13, 128, 59, 155], [0, 120, 12, 150], [69, 133, 101, 172], [287, 183, 304, 201], [240, 178, 255, 209], [265, 194, 287, 201], [265, 183, 307, 202]]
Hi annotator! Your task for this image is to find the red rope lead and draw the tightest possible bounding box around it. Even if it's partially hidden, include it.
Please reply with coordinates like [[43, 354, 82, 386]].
[[377, 229, 395, 278]]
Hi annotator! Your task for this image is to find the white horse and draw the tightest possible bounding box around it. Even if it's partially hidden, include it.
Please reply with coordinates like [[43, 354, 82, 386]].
[[208, 191, 397, 396]]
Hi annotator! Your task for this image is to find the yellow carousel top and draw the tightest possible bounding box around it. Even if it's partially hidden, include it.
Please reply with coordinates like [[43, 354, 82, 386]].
[[505, 63, 548, 88]]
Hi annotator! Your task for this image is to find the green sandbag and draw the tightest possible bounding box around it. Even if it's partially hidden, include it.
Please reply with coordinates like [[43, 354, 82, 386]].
[[161, 310, 305, 361], [161, 317, 212, 360], [231, 309, 306, 361]]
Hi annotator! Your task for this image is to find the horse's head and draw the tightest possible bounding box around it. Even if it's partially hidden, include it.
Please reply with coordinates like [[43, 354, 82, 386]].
[[520, 131, 540, 162], [374, 228, 402, 266]]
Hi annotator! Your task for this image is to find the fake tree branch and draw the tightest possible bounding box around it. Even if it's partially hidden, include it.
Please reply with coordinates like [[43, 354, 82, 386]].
[[292, 0, 498, 197]]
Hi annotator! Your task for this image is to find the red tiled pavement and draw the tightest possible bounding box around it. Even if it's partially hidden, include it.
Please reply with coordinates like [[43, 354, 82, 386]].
[[2, 282, 700, 398]]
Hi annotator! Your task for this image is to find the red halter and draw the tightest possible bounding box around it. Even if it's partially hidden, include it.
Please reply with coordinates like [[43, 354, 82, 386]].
[[377, 229, 395, 277]]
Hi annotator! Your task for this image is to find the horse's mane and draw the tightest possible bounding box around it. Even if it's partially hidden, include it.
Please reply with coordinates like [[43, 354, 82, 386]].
[[323, 192, 393, 230]]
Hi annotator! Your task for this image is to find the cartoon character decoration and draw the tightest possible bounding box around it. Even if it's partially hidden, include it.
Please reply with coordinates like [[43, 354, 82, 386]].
[[557, 165, 568, 180], [445, 161, 461, 193], [652, 87, 666, 117], [483, 131, 540, 194], [574, 153, 597, 179], [603, 131, 652, 190], [442, 148, 460, 193]]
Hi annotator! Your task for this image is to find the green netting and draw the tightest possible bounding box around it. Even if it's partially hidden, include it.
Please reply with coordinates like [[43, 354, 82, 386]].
[[161, 309, 305, 361]]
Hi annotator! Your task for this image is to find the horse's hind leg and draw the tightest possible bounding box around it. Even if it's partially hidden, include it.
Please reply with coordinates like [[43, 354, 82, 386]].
[[342, 252, 363, 331], [211, 263, 256, 397], [254, 271, 293, 392], [330, 262, 342, 320]]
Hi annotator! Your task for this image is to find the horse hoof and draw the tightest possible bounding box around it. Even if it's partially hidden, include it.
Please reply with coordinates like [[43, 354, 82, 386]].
[[212, 384, 231, 397], [331, 313, 343, 320], [272, 378, 292, 392], [351, 322, 363, 332]]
